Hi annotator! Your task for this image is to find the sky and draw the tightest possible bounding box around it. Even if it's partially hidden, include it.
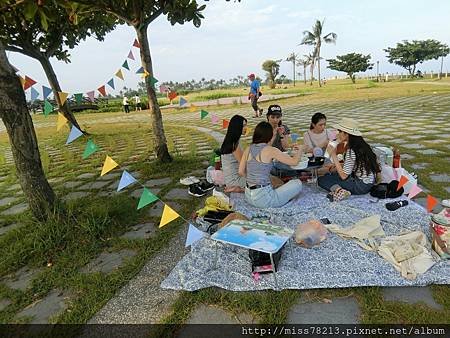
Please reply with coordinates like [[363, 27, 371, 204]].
[[7, 0, 450, 96]]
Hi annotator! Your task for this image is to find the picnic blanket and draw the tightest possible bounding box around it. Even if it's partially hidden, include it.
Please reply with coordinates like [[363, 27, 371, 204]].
[[161, 185, 450, 291]]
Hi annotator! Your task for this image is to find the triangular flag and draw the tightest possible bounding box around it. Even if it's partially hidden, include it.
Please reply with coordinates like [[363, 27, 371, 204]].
[[101, 155, 118, 176], [82, 139, 99, 159], [168, 91, 177, 101], [159, 84, 168, 93], [66, 125, 83, 144], [115, 69, 124, 80], [98, 85, 106, 97], [19, 76, 25, 88], [407, 184, 423, 199], [107, 78, 115, 90], [149, 76, 158, 87], [43, 100, 53, 116], [396, 175, 409, 191], [133, 39, 141, 48], [141, 70, 150, 79], [30, 87, 39, 101], [23, 76, 37, 90], [87, 90, 95, 102], [74, 93, 83, 104], [122, 60, 130, 70], [185, 223, 206, 247], [159, 204, 180, 228], [290, 133, 299, 143], [42, 85, 52, 99], [127, 50, 135, 60], [189, 104, 197, 112], [211, 114, 220, 124], [58, 91, 69, 105], [137, 188, 158, 210], [222, 119, 229, 129], [56, 112, 68, 131], [245, 126, 252, 137], [426, 195, 439, 213], [200, 110, 209, 119], [117, 170, 137, 191], [135, 66, 144, 74], [179, 97, 187, 107]]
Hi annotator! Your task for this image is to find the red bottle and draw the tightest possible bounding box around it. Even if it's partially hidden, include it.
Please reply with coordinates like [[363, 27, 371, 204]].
[[393, 148, 401, 168]]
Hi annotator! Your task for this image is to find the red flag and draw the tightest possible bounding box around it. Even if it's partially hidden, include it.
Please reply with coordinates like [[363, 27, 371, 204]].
[[98, 85, 107, 97], [396, 175, 409, 191], [222, 119, 229, 129], [426, 195, 439, 213], [23, 76, 37, 90], [133, 39, 141, 48]]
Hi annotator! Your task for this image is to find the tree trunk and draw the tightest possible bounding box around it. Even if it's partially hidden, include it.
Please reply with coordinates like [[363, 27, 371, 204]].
[[317, 50, 322, 88], [135, 25, 172, 163], [350, 74, 355, 84], [292, 60, 296, 87], [310, 63, 314, 86], [0, 43, 56, 220], [37, 56, 85, 133], [303, 66, 307, 85]]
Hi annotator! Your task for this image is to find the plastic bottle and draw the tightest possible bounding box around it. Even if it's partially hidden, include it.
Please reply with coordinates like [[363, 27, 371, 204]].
[[393, 148, 401, 168], [214, 156, 221, 170]]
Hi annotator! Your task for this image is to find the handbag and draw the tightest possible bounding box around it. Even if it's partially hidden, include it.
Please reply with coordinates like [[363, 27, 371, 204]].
[[370, 180, 404, 199]]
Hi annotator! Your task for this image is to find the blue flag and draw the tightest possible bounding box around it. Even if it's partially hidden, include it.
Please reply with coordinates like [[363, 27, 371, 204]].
[[179, 97, 187, 107], [135, 66, 144, 74], [30, 87, 39, 101], [290, 133, 299, 143], [42, 85, 52, 99], [66, 126, 83, 144], [185, 223, 206, 248], [107, 78, 115, 90], [117, 170, 137, 191]]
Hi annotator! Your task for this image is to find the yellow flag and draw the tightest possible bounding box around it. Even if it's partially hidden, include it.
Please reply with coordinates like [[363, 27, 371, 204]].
[[101, 155, 118, 176], [115, 69, 124, 80], [58, 91, 69, 105], [56, 112, 68, 131], [141, 70, 150, 79], [159, 204, 180, 228], [19, 75, 25, 88], [189, 104, 197, 113], [245, 126, 252, 137]]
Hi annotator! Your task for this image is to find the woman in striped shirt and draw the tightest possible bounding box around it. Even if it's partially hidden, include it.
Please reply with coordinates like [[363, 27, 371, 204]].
[[318, 118, 379, 196]]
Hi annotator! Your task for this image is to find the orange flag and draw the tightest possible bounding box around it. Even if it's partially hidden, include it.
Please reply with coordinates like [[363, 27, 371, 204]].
[[426, 195, 439, 213], [222, 119, 229, 129], [23, 76, 37, 90], [396, 175, 408, 191], [98, 85, 107, 97], [18, 75, 25, 88]]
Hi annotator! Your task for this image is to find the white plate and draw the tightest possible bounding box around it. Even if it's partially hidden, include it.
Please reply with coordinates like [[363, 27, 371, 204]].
[[290, 161, 308, 170]]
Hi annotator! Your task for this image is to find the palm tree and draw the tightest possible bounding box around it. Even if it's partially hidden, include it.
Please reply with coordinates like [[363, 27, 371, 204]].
[[286, 52, 299, 86], [301, 19, 337, 87], [297, 55, 312, 85]]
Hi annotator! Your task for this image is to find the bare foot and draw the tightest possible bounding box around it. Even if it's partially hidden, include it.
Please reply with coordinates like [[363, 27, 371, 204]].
[[224, 186, 245, 193]]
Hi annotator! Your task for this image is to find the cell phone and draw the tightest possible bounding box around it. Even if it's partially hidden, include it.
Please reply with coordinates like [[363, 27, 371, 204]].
[[320, 218, 331, 224]]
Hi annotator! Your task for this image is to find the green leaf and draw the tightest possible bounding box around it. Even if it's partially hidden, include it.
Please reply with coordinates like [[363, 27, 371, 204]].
[[40, 12, 48, 31], [24, 2, 39, 20]]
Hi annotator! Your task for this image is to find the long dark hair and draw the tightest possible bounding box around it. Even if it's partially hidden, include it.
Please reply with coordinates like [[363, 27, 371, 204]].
[[348, 134, 380, 175], [220, 115, 247, 154], [310, 112, 326, 129], [252, 122, 273, 144]]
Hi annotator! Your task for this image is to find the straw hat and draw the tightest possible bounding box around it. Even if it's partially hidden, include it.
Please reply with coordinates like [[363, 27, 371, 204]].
[[333, 117, 362, 136]]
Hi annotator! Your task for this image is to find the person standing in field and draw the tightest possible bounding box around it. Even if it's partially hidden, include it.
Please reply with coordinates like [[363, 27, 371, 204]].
[[134, 95, 141, 111], [248, 73, 263, 118], [123, 96, 130, 114]]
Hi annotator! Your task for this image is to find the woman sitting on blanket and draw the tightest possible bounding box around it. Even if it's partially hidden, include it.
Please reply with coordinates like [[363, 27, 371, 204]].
[[318, 118, 379, 199], [303, 112, 334, 155], [220, 115, 248, 193], [239, 121, 305, 208]]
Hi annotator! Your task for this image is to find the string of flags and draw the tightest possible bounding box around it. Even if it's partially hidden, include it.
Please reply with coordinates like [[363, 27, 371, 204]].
[[396, 174, 439, 212]]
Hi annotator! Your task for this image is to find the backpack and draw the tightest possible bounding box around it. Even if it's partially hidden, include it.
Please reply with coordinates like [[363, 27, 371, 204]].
[[370, 180, 404, 199]]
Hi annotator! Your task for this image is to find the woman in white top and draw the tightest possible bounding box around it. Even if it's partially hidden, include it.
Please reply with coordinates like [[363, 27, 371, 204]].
[[303, 112, 333, 156], [318, 118, 379, 195]]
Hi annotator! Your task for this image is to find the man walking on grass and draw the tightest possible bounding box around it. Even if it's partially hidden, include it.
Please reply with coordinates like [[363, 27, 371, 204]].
[[248, 73, 263, 118]]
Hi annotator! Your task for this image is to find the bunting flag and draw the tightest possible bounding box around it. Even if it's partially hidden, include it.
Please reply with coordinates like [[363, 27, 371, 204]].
[[82, 139, 100, 159], [159, 84, 168, 93], [211, 114, 220, 124], [98, 85, 107, 97], [189, 104, 197, 113], [141, 70, 150, 79], [222, 119, 229, 129], [185, 223, 206, 247], [43, 85, 52, 99], [168, 91, 177, 101], [149, 76, 158, 87], [58, 91, 69, 105], [66, 126, 83, 144], [133, 39, 141, 48], [74, 93, 83, 105], [23, 76, 37, 90], [179, 97, 187, 107], [135, 66, 144, 74], [159, 204, 180, 228], [396, 175, 409, 191], [30, 87, 40, 101], [107, 78, 115, 90], [87, 90, 95, 102], [117, 170, 137, 191], [43, 100, 53, 116], [115, 69, 124, 80], [56, 112, 68, 131], [101, 155, 118, 176], [407, 184, 422, 199], [137, 188, 158, 210], [200, 110, 208, 119], [127, 50, 135, 60], [245, 126, 252, 137], [426, 195, 439, 213], [290, 133, 299, 143], [122, 60, 130, 70], [19, 76, 25, 88]]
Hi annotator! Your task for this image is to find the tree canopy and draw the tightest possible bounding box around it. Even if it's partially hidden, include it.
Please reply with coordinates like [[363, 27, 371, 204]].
[[384, 39, 449, 76], [262, 59, 280, 89], [327, 53, 373, 83]]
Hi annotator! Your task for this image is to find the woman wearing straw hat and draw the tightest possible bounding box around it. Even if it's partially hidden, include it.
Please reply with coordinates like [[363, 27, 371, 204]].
[[318, 118, 379, 200]]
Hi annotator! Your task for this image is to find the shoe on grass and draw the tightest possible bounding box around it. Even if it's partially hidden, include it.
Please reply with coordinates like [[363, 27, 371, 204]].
[[188, 184, 206, 197], [180, 176, 200, 185], [198, 179, 214, 191]]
